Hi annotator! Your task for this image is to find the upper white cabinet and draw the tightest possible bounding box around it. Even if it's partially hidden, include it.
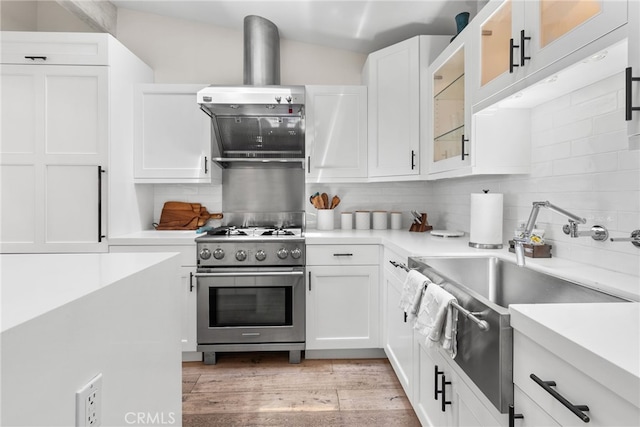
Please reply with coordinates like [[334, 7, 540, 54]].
[[474, 0, 628, 107], [1, 31, 152, 252], [134, 84, 219, 184], [305, 85, 368, 182], [424, 28, 531, 179], [364, 36, 449, 180]]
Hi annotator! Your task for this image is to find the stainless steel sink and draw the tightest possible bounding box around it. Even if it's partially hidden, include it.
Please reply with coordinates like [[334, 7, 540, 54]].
[[407, 256, 629, 414]]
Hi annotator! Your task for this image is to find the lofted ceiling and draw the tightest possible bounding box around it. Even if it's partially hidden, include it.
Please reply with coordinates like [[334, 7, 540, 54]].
[[110, 0, 482, 54]]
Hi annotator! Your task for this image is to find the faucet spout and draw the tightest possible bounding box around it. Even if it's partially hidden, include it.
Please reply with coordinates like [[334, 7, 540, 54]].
[[514, 240, 526, 267]]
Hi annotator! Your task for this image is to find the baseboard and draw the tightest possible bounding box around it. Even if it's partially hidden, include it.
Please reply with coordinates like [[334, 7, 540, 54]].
[[305, 348, 386, 359]]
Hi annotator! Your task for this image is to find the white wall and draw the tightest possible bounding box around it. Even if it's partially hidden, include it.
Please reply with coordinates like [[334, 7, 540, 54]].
[[0, 0, 95, 32], [115, 8, 367, 85]]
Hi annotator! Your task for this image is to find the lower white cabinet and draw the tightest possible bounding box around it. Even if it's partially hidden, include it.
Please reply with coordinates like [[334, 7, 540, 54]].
[[512, 331, 640, 427], [109, 244, 198, 355], [305, 244, 380, 350], [382, 248, 415, 400]]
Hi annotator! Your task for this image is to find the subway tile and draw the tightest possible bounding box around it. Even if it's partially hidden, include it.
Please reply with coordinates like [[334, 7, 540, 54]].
[[593, 108, 626, 135], [571, 129, 628, 156], [619, 150, 640, 170], [531, 141, 571, 163], [570, 73, 622, 106], [554, 92, 617, 128], [592, 170, 640, 191], [551, 118, 593, 144], [552, 152, 618, 176]]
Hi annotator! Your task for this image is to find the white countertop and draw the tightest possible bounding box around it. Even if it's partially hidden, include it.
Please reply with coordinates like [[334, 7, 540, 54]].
[[510, 303, 640, 408], [1, 252, 180, 332]]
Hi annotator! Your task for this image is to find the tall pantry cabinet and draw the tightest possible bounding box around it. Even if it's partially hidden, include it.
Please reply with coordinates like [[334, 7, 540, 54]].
[[0, 32, 153, 253]]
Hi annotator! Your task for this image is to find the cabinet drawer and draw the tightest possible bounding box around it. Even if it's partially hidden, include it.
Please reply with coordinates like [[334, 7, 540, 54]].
[[306, 244, 379, 265], [514, 332, 640, 426], [109, 245, 196, 267], [513, 385, 560, 427], [1, 32, 109, 65], [383, 246, 409, 285]]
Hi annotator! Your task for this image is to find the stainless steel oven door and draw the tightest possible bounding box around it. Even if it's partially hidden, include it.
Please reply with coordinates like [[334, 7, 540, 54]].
[[195, 267, 305, 345]]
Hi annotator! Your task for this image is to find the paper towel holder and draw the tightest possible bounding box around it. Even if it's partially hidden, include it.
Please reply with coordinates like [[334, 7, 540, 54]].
[[469, 189, 504, 249]]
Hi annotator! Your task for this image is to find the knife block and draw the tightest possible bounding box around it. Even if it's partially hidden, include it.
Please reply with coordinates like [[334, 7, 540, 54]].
[[409, 213, 433, 232]]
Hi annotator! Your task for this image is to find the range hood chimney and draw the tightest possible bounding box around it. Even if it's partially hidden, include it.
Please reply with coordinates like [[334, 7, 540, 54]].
[[244, 15, 280, 85]]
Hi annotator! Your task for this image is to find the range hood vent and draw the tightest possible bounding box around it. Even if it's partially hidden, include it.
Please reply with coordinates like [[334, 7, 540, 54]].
[[197, 16, 305, 167]]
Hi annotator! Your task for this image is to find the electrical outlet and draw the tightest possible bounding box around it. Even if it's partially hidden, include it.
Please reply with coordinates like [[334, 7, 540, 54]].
[[76, 373, 102, 427]]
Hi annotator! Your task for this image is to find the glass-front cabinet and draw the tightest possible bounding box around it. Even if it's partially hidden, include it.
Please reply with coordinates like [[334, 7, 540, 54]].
[[474, 0, 628, 106], [431, 46, 469, 173]]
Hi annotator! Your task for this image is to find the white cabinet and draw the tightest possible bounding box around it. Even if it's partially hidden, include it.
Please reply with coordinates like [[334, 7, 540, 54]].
[[474, 0, 628, 107], [109, 244, 199, 357], [382, 248, 415, 401], [1, 64, 108, 252], [364, 36, 449, 179], [1, 31, 152, 252], [628, 0, 640, 148], [512, 331, 640, 427], [305, 244, 380, 350], [134, 84, 219, 184], [424, 28, 531, 179], [305, 85, 368, 182]]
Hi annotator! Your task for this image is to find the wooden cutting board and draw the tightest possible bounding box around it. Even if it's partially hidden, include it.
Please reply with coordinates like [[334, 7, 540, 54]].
[[154, 201, 222, 230]]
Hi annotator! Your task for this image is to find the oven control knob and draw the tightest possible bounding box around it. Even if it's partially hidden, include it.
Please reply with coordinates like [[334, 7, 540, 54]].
[[200, 248, 212, 260], [213, 248, 225, 260], [235, 250, 247, 261], [277, 248, 289, 259], [255, 250, 266, 261], [290, 247, 302, 259]]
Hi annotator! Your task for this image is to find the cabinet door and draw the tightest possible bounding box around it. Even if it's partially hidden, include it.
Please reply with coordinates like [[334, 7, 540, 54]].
[[134, 84, 216, 184], [414, 339, 457, 427], [305, 86, 368, 182], [367, 37, 420, 178], [306, 265, 379, 349], [1, 64, 108, 253], [383, 271, 414, 400], [181, 267, 197, 352]]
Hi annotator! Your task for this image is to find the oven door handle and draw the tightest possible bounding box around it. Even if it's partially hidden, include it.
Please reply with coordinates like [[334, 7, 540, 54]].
[[194, 271, 304, 278]]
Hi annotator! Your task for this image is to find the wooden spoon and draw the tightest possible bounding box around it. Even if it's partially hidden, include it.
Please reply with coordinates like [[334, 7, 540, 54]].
[[321, 193, 329, 209], [330, 195, 340, 209]]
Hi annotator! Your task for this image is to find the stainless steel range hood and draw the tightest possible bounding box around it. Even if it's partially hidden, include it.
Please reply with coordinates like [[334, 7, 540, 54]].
[[197, 16, 305, 167]]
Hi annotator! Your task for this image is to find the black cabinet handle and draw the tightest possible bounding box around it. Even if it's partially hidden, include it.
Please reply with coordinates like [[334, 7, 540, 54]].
[[97, 166, 106, 242], [333, 253, 353, 257], [189, 272, 194, 292], [204, 156, 208, 174], [461, 134, 469, 160], [308, 271, 311, 291], [307, 156, 311, 173], [530, 373, 590, 423], [625, 67, 640, 121], [509, 38, 520, 73], [411, 150, 416, 170], [440, 374, 452, 412], [434, 365, 444, 400], [509, 404, 524, 427], [520, 30, 531, 66], [25, 56, 47, 61], [403, 312, 408, 323]]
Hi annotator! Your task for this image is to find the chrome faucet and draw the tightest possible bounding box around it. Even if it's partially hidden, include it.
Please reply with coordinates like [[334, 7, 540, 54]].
[[514, 201, 589, 267]]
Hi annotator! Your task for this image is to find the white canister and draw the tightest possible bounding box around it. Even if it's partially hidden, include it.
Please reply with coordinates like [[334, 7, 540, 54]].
[[355, 211, 371, 230], [372, 211, 387, 230], [317, 209, 334, 231], [341, 212, 353, 230], [390, 212, 402, 230]]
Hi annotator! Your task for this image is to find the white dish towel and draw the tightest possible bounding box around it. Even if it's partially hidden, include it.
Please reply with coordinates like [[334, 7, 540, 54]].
[[414, 283, 458, 358], [398, 270, 429, 317]]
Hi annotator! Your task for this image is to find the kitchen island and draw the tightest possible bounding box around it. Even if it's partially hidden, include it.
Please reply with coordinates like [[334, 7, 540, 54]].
[[1, 252, 183, 427]]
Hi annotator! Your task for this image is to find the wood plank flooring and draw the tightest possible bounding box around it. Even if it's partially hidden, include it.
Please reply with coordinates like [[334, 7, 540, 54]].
[[182, 352, 421, 426]]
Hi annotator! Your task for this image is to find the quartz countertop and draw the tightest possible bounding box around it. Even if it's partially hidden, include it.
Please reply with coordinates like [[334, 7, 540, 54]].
[[1, 252, 180, 332], [510, 303, 640, 408]]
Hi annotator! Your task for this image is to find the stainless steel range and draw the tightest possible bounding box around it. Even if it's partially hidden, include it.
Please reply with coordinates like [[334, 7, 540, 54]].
[[195, 225, 306, 364]]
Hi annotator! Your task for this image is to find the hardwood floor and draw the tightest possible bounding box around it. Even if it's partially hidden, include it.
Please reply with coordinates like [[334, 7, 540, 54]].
[[182, 352, 421, 426]]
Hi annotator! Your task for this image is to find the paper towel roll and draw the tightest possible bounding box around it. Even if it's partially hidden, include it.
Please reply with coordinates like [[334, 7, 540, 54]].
[[469, 192, 503, 249]]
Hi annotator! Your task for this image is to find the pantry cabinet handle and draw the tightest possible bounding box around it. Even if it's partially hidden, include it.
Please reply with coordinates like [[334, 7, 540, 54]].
[[25, 56, 47, 61], [98, 166, 106, 242], [530, 373, 590, 423], [411, 150, 416, 170], [509, 38, 520, 73], [520, 30, 531, 66], [461, 134, 469, 160], [625, 67, 640, 121], [308, 271, 311, 291], [189, 272, 194, 292], [204, 156, 208, 174], [509, 404, 524, 427]]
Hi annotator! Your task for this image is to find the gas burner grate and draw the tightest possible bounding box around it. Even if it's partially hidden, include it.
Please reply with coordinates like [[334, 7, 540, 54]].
[[206, 226, 248, 236], [261, 229, 295, 236]]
